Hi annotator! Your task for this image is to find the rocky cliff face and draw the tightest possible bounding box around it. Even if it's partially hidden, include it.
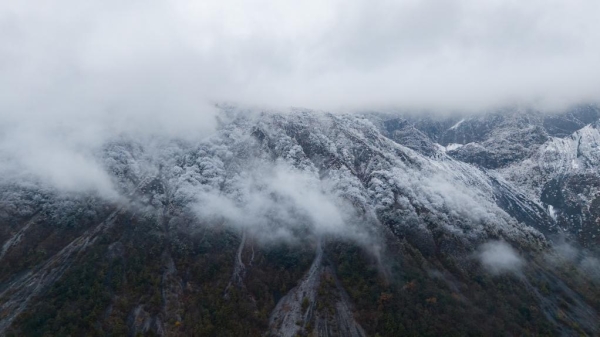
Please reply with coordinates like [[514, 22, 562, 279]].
[[1, 106, 599, 336]]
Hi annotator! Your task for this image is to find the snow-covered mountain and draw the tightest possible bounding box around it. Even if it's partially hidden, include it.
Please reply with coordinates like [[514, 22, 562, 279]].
[[380, 105, 600, 249], [1, 106, 599, 336]]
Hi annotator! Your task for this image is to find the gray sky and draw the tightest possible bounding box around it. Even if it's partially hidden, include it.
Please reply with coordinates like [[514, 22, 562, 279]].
[[1, 0, 600, 195], [1, 0, 599, 115]]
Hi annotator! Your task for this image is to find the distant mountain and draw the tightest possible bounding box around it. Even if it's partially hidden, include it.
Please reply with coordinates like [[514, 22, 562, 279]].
[[1, 106, 599, 336], [375, 105, 600, 248]]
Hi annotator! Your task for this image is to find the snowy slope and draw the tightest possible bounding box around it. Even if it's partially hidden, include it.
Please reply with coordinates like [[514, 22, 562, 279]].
[[373, 104, 600, 248], [165, 110, 547, 251], [497, 121, 600, 247], [0, 107, 599, 336]]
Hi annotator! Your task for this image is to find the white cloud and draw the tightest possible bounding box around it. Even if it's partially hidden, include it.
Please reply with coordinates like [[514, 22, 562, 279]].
[[2, 0, 599, 113], [1, 0, 599, 194], [477, 240, 524, 274], [190, 161, 362, 242]]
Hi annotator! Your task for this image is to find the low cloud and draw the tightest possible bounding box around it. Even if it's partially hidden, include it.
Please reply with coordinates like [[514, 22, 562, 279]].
[[189, 162, 367, 243], [477, 241, 525, 275], [547, 241, 600, 281], [1, 0, 599, 195]]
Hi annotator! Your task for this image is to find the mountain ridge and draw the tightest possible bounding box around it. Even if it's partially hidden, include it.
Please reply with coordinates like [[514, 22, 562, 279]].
[[0, 106, 599, 336]]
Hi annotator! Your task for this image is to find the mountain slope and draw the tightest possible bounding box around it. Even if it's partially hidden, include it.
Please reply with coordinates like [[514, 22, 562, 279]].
[[1, 107, 599, 336]]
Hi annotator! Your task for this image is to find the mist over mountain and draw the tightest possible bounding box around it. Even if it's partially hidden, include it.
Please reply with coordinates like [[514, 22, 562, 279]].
[[1, 105, 600, 336], [2, 0, 600, 336]]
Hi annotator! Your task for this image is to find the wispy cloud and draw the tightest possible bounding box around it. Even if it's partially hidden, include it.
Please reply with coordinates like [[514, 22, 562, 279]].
[[2, 0, 599, 114], [477, 241, 525, 275], [1, 0, 599, 193], [189, 161, 368, 242]]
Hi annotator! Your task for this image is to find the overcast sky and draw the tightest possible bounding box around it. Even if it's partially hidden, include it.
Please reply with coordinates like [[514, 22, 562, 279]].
[[2, 0, 599, 117], [1, 0, 600, 194]]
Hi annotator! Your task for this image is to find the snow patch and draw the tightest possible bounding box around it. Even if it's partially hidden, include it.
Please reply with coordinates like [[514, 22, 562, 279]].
[[571, 159, 579, 169], [445, 143, 463, 151], [547, 205, 557, 221], [448, 119, 465, 131]]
